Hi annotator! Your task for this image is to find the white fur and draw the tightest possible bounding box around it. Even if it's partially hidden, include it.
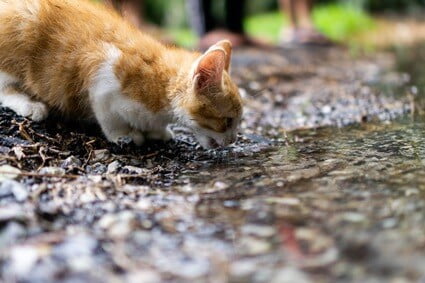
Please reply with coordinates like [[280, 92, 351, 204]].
[[0, 72, 48, 121], [89, 43, 173, 145], [0, 0, 40, 21]]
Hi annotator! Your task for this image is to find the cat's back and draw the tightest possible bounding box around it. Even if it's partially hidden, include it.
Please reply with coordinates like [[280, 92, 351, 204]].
[[0, 0, 141, 114]]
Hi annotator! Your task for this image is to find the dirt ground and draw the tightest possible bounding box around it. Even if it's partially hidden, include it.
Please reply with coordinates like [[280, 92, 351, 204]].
[[1, 46, 422, 283]]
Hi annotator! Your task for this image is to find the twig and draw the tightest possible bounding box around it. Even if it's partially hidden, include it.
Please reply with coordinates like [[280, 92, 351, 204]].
[[0, 170, 79, 179], [82, 139, 96, 167], [17, 121, 34, 143], [37, 146, 48, 170]]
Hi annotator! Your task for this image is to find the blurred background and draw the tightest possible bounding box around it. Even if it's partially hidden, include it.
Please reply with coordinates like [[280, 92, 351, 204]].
[[136, 0, 425, 48]]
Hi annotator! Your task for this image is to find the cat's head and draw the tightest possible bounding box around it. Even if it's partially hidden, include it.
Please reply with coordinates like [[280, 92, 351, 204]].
[[178, 40, 243, 149]]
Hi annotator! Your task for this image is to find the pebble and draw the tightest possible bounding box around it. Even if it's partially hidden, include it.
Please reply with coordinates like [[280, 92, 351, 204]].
[[53, 234, 97, 259], [87, 162, 107, 174], [0, 222, 26, 247], [91, 149, 111, 163], [0, 180, 28, 202], [342, 212, 366, 223], [265, 197, 301, 206], [230, 260, 257, 278], [8, 245, 48, 277], [0, 204, 28, 223], [61, 156, 82, 169], [107, 160, 121, 174], [239, 236, 272, 255], [241, 224, 276, 238], [98, 211, 137, 239], [271, 267, 312, 283], [0, 165, 21, 181], [38, 167, 65, 176], [126, 270, 161, 283], [80, 190, 97, 203], [123, 166, 145, 175]]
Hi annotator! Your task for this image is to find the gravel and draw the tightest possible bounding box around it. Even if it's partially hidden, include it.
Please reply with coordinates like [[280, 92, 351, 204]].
[[0, 45, 422, 282]]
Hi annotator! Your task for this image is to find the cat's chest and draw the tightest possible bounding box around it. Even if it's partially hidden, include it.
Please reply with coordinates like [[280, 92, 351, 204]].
[[111, 95, 171, 130], [89, 43, 172, 131]]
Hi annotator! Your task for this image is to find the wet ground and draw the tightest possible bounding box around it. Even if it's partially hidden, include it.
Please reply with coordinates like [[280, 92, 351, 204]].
[[0, 45, 424, 283]]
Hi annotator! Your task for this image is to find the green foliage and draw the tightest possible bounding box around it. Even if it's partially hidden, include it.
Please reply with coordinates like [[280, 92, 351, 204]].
[[244, 3, 375, 43], [314, 4, 375, 41], [244, 12, 285, 43]]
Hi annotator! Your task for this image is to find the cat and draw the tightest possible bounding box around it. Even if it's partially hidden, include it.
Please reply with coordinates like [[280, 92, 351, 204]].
[[0, 0, 243, 149]]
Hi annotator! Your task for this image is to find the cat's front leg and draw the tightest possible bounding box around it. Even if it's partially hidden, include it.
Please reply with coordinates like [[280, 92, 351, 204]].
[[146, 127, 174, 142], [0, 72, 48, 121], [102, 122, 145, 146], [91, 107, 145, 146]]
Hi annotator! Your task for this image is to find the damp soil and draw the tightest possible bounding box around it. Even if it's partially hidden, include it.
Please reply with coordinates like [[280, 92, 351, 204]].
[[0, 45, 424, 283]]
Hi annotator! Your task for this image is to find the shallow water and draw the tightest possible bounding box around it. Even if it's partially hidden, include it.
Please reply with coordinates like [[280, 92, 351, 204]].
[[175, 44, 425, 281]]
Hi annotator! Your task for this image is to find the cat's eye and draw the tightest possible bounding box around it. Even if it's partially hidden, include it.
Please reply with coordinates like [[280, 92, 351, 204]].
[[226, 118, 234, 128]]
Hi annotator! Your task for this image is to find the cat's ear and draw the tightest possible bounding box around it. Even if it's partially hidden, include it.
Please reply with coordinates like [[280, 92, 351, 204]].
[[192, 40, 233, 94], [213, 40, 232, 72], [192, 49, 226, 93]]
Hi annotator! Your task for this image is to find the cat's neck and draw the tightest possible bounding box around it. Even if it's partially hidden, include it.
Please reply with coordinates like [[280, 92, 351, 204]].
[[111, 40, 195, 120]]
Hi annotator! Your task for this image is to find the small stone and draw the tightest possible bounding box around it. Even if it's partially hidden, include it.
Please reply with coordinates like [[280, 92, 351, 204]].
[[54, 234, 97, 259], [12, 146, 25, 160], [126, 270, 161, 283], [0, 222, 26, 247], [0, 205, 27, 223], [136, 198, 152, 211], [98, 214, 116, 229], [107, 160, 121, 174], [68, 256, 94, 272], [381, 218, 398, 229], [213, 181, 229, 190], [249, 81, 261, 90], [265, 197, 301, 206], [122, 166, 144, 175], [91, 149, 110, 163], [38, 167, 65, 176], [342, 212, 366, 223], [8, 245, 48, 277], [98, 211, 137, 239], [271, 267, 312, 283], [241, 225, 276, 238], [80, 190, 97, 203], [321, 105, 332, 114], [86, 162, 107, 174], [0, 180, 28, 202], [239, 236, 271, 255], [0, 165, 21, 181], [230, 260, 257, 278], [61, 156, 82, 169]]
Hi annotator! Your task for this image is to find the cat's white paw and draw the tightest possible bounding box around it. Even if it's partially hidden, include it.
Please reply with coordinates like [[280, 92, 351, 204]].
[[29, 102, 48, 121], [108, 131, 145, 146], [146, 128, 174, 141], [17, 101, 48, 122], [128, 130, 145, 146]]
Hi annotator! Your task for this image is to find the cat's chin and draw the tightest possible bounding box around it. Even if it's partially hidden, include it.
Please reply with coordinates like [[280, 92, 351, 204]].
[[196, 135, 223, 149]]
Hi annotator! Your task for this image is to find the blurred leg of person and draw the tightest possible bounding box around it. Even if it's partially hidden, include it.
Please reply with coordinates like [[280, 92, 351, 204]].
[[187, 0, 215, 37], [280, 0, 331, 45], [225, 0, 245, 35], [188, 0, 268, 50]]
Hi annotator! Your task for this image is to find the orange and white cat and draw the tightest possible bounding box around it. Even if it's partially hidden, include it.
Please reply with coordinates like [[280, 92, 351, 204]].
[[0, 0, 242, 149]]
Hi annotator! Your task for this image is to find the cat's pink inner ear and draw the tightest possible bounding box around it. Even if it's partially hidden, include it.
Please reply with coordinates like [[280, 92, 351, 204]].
[[214, 40, 232, 72], [194, 50, 225, 92]]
